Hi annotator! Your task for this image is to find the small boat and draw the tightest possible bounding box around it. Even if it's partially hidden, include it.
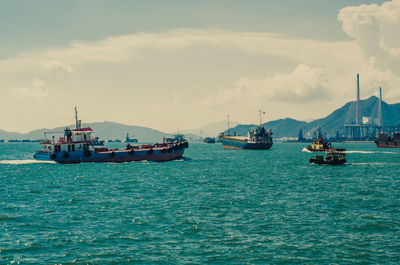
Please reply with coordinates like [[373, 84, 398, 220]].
[[34, 108, 189, 164], [125, 133, 138, 143], [203, 137, 216, 144], [93, 137, 104, 146], [309, 150, 347, 165], [107, 139, 121, 143], [163, 134, 186, 144], [305, 127, 345, 152]]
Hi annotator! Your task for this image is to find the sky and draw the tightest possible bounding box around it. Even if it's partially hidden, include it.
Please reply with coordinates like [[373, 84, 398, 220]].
[[1, 0, 399, 133]]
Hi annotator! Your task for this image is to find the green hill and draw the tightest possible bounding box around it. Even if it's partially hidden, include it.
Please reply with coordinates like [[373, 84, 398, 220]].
[[226, 96, 400, 138]]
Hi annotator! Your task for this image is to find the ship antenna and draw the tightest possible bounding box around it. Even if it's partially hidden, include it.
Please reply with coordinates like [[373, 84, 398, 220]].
[[259, 108, 262, 126]]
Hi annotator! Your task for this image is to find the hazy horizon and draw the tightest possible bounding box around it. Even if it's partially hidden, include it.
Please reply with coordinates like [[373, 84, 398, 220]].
[[1, 0, 399, 133]]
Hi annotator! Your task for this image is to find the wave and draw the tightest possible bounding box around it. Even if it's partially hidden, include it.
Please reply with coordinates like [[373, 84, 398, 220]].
[[0, 160, 56, 165]]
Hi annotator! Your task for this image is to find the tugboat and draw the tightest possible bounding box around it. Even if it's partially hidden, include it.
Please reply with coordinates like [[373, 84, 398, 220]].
[[305, 127, 345, 152], [218, 111, 273, 150], [375, 131, 400, 148], [309, 150, 347, 165], [34, 108, 188, 164]]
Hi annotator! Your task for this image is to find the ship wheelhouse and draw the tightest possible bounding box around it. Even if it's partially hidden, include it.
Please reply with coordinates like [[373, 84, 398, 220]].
[[39, 127, 95, 153]]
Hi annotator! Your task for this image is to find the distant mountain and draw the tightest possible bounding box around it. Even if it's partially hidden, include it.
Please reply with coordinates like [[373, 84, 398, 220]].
[[226, 96, 400, 138], [0, 129, 24, 140], [183, 120, 239, 137], [2, 96, 399, 141], [0, 121, 170, 142]]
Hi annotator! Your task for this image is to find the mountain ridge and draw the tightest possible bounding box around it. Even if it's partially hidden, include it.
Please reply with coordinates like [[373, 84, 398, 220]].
[[225, 96, 400, 138], [1, 96, 400, 141]]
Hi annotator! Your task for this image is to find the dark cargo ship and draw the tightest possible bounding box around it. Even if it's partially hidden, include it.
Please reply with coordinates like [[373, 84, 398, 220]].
[[375, 132, 400, 148], [218, 111, 273, 150], [219, 126, 273, 150]]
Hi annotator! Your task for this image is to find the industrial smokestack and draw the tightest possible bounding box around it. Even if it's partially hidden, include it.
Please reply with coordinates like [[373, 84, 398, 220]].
[[356, 74, 360, 125], [378, 87, 383, 132]]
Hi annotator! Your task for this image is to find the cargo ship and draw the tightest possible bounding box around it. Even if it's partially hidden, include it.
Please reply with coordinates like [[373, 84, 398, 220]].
[[375, 131, 400, 147], [34, 108, 188, 164], [219, 126, 273, 150], [219, 111, 273, 150]]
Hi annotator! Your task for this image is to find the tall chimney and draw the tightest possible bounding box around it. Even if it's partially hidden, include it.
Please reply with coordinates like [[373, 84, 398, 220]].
[[356, 74, 360, 125], [378, 87, 383, 131]]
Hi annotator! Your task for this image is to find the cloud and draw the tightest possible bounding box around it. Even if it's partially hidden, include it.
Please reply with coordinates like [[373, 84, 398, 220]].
[[338, 0, 400, 74], [9, 78, 48, 99], [199, 64, 331, 109], [1, 8, 400, 132], [0, 29, 357, 75], [41, 59, 72, 74]]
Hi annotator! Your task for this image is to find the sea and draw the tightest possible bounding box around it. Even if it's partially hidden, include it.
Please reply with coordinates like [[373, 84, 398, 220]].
[[0, 142, 399, 264]]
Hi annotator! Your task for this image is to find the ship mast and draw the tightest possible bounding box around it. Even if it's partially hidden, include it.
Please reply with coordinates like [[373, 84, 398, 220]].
[[74, 106, 81, 129], [259, 108, 262, 126]]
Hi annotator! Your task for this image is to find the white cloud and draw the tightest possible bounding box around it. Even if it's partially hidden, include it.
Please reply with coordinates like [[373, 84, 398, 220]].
[[9, 78, 48, 99], [338, 0, 400, 74], [41, 59, 72, 74], [199, 64, 331, 109]]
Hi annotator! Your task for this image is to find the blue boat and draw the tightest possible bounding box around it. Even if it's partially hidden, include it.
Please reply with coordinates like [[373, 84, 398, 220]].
[[34, 108, 188, 164]]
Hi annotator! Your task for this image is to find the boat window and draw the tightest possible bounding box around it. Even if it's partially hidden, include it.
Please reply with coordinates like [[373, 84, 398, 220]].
[[72, 144, 75, 151], [68, 145, 71, 151]]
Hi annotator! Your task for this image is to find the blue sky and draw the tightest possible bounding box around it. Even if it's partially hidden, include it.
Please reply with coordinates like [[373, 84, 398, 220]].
[[0, 0, 398, 133]]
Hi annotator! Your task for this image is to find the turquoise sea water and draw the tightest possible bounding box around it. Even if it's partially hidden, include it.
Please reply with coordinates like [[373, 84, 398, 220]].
[[0, 142, 399, 264]]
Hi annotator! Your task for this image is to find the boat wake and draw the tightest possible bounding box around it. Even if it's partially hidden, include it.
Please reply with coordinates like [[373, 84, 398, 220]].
[[351, 162, 400, 166], [345, 150, 397, 154], [302, 148, 312, 153], [0, 160, 56, 165]]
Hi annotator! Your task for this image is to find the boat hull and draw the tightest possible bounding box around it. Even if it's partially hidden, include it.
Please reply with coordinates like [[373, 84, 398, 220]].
[[309, 158, 346, 165], [306, 146, 346, 152], [375, 141, 400, 148], [220, 138, 272, 150], [34, 148, 186, 164]]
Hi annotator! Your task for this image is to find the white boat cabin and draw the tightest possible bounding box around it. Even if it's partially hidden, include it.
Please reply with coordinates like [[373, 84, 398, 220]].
[[41, 128, 94, 153]]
